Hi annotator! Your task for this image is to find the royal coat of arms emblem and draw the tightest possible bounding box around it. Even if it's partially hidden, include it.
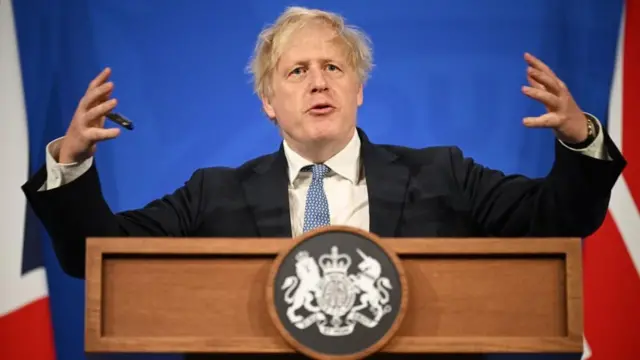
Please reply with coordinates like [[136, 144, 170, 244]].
[[281, 245, 393, 336]]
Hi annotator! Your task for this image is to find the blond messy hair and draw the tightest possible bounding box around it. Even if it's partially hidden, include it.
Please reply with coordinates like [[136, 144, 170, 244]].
[[247, 6, 374, 98]]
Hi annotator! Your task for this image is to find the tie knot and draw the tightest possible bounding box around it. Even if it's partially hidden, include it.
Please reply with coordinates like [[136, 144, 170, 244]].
[[303, 164, 330, 180]]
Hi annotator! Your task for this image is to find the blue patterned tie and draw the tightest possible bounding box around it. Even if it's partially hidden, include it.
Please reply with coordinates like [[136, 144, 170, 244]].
[[302, 164, 331, 233]]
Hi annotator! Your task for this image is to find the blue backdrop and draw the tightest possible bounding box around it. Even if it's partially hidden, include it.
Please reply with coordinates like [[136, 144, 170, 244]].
[[12, 1, 623, 359]]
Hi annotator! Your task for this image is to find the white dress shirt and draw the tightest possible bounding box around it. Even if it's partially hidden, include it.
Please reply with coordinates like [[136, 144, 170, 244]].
[[40, 117, 610, 237], [283, 130, 369, 236]]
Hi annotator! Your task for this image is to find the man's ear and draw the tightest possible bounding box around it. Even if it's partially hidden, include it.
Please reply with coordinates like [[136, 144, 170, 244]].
[[357, 83, 363, 107], [261, 93, 277, 119]]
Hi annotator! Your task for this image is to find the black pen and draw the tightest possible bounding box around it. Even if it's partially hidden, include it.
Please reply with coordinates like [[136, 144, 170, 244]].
[[106, 112, 134, 130]]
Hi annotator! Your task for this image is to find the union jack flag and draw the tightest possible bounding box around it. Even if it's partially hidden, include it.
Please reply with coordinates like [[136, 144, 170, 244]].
[[582, 1, 640, 359], [0, 1, 56, 359]]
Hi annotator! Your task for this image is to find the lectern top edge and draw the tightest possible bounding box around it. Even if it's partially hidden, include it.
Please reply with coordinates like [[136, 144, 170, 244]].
[[85, 225, 581, 256]]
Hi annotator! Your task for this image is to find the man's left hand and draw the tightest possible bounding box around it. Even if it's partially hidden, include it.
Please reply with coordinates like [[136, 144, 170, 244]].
[[521, 52, 589, 144]]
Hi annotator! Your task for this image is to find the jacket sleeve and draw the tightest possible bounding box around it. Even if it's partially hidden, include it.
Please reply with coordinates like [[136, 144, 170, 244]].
[[452, 129, 626, 237], [21, 162, 205, 278]]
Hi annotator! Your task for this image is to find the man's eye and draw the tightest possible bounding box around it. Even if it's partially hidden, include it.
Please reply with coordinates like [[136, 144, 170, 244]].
[[327, 64, 339, 71], [290, 67, 305, 75]]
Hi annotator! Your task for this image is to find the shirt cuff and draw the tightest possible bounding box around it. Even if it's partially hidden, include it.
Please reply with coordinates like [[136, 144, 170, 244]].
[[558, 113, 611, 160], [38, 137, 94, 191]]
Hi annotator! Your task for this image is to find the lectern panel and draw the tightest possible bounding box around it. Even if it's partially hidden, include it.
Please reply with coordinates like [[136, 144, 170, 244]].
[[85, 234, 582, 354], [397, 255, 566, 337], [102, 255, 278, 338]]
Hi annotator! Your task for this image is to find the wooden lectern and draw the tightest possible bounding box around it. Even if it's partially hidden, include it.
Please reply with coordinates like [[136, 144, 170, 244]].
[[84, 226, 583, 359]]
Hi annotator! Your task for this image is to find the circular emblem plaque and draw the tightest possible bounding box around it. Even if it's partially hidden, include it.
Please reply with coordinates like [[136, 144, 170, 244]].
[[267, 226, 408, 359]]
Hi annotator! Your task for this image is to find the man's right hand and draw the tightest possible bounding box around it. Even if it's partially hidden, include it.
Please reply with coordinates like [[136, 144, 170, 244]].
[[58, 67, 121, 164]]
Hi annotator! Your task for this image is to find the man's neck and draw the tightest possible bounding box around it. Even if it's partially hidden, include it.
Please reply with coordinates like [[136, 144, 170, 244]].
[[285, 129, 356, 164]]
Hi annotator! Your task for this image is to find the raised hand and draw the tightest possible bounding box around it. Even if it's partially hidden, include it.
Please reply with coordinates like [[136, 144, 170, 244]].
[[59, 68, 120, 164], [521, 53, 590, 144]]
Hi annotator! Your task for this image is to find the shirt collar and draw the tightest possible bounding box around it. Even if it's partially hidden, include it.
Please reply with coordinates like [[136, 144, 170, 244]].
[[283, 130, 361, 185]]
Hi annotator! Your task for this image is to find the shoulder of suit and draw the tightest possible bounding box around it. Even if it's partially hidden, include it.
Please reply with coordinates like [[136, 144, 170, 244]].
[[376, 143, 464, 164], [185, 151, 279, 180]]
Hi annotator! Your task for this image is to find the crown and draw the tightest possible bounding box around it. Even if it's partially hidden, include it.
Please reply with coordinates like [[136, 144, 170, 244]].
[[318, 246, 351, 274], [295, 250, 310, 262]]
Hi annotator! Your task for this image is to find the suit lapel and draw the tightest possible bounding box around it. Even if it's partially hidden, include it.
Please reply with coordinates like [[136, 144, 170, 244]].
[[359, 129, 410, 237], [242, 146, 293, 238]]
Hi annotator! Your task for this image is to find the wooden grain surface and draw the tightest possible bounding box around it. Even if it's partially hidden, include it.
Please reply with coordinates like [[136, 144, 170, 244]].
[[85, 233, 582, 354]]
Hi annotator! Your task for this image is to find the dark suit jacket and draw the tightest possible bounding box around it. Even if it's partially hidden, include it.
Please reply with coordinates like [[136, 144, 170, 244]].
[[22, 128, 626, 279]]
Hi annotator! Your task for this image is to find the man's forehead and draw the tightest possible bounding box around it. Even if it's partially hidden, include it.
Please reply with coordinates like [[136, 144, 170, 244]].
[[277, 26, 348, 63]]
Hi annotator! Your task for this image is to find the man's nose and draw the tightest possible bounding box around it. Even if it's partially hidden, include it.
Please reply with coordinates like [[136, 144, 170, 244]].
[[309, 68, 328, 93]]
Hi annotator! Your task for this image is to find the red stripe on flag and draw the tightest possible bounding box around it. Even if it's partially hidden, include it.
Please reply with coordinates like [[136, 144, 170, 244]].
[[0, 297, 56, 360], [584, 214, 640, 359], [622, 0, 639, 204], [583, 1, 640, 359]]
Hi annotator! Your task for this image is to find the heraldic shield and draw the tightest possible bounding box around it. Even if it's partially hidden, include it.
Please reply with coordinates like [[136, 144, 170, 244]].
[[267, 226, 408, 359]]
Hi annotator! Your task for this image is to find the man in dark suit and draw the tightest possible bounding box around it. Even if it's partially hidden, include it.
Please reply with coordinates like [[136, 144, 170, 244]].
[[22, 6, 626, 281]]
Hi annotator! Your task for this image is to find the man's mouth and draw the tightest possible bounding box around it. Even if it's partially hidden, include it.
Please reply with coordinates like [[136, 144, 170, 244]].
[[308, 103, 335, 115]]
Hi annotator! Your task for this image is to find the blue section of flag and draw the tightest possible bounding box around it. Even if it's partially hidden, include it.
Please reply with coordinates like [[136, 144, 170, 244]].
[[11, 1, 623, 360]]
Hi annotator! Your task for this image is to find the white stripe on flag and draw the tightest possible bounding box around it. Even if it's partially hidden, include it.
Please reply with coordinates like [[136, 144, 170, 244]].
[[0, 0, 49, 317], [583, 2, 640, 359], [606, 4, 640, 276]]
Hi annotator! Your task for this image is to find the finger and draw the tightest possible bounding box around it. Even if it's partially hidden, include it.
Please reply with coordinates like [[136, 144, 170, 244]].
[[84, 127, 121, 142], [528, 67, 561, 95], [524, 52, 557, 78], [523, 113, 560, 128], [88, 84, 114, 110], [80, 82, 114, 111], [522, 85, 560, 109], [84, 98, 118, 125], [527, 74, 545, 90], [87, 67, 111, 90]]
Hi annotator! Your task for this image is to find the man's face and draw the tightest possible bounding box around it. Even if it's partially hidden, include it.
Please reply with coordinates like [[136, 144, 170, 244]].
[[261, 23, 363, 153]]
